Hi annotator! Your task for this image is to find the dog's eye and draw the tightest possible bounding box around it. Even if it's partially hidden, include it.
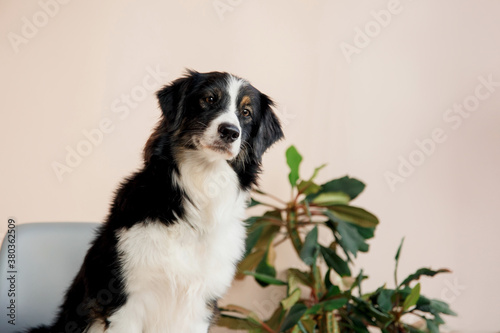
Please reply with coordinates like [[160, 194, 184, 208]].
[[242, 109, 251, 117], [205, 96, 215, 104]]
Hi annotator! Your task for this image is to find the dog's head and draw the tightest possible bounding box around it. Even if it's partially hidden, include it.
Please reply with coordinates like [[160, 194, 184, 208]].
[[144, 70, 283, 166]]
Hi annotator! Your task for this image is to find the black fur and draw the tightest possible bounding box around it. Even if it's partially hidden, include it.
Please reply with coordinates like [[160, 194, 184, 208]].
[[23, 70, 283, 333]]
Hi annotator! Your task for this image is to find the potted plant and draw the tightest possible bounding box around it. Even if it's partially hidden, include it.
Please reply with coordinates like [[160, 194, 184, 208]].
[[216, 146, 455, 333]]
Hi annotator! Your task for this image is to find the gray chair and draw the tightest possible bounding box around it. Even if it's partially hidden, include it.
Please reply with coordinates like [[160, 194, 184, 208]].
[[0, 222, 99, 333]]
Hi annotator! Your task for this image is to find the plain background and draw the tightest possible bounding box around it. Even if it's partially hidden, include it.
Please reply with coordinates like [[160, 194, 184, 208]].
[[1, 0, 499, 331]]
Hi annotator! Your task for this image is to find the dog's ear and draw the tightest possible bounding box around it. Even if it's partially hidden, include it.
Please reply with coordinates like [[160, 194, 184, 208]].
[[156, 72, 196, 129], [253, 94, 284, 161], [144, 71, 197, 162]]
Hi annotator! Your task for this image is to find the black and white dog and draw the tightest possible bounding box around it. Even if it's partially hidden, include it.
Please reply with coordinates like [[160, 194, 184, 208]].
[[27, 71, 283, 333]]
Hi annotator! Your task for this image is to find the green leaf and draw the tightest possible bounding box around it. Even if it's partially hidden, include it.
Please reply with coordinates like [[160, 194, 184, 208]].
[[324, 268, 333, 291], [288, 273, 301, 294], [320, 312, 336, 333], [255, 260, 276, 287], [426, 319, 439, 333], [297, 180, 322, 195], [265, 305, 286, 329], [243, 271, 287, 286], [348, 317, 371, 333], [321, 176, 366, 200], [244, 224, 265, 257], [400, 268, 451, 287], [298, 316, 316, 333], [245, 216, 261, 228], [281, 288, 302, 310], [428, 299, 457, 316], [403, 325, 424, 333], [395, 237, 405, 262], [377, 289, 395, 312], [351, 269, 367, 296], [281, 303, 307, 332], [305, 303, 323, 316], [320, 246, 351, 277], [248, 198, 261, 208], [327, 205, 379, 228], [433, 313, 445, 325], [321, 298, 348, 311], [288, 268, 313, 288], [303, 200, 312, 220], [325, 284, 341, 299], [289, 225, 303, 254], [352, 296, 393, 323], [352, 225, 375, 240], [253, 223, 281, 253], [312, 192, 351, 206], [311, 264, 325, 299], [236, 249, 266, 279], [286, 146, 303, 187], [394, 237, 405, 288], [309, 164, 327, 182], [324, 268, 342, 299], [332, 314, 340, 333], [255, 242, 277, 287], [299, 226, 319, 266], [217, 314, 262, 330], [403, 283, 421, 311], [335, 220, 369, 257], [222, 304, 263, 326]]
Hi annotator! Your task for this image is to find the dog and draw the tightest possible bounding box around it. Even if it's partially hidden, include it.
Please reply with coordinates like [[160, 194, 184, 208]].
[[25, 70, 283, 333]]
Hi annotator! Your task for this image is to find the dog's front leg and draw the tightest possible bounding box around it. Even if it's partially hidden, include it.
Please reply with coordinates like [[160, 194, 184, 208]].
[[103, 301, 144, 333]]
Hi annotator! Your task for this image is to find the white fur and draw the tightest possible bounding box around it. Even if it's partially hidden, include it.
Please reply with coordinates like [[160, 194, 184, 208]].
[[104, 151, 248, 333], [200, 75, 246, 159], [226, 75, 245, 116]]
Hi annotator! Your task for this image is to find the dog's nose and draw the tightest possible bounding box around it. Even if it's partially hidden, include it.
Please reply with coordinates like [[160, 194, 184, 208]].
[[218, 123, 240, 143]]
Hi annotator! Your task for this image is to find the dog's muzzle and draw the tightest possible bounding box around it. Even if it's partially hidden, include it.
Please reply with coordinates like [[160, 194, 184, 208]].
[[218, 123, 240, 144]]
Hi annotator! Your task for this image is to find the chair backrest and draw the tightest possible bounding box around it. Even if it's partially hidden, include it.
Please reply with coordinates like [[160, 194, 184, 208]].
[[0, 222, 99, 333]]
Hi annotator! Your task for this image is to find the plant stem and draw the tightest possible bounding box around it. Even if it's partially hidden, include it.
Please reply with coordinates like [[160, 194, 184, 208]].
[[286, 204, 303, 255], [310, 288, 318, 304], [260, 191, 288, 205], [273, 235, 289, 247], [259, 321, 276, 333], [394, 264, 399, 291], [258, 202, 284, 211], [296, 221, 328, 226], [259, 217, 285, 227]]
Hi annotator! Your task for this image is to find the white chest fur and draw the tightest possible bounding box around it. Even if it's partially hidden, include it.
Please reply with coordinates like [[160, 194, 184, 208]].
[[108, 156, 248, 333]]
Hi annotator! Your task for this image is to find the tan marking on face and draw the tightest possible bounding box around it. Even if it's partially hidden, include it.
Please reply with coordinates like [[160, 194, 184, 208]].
[[240, 95, 251, 108]]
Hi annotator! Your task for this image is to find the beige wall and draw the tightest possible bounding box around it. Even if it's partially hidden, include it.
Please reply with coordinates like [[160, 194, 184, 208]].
[[1, 0, 499, 331]]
